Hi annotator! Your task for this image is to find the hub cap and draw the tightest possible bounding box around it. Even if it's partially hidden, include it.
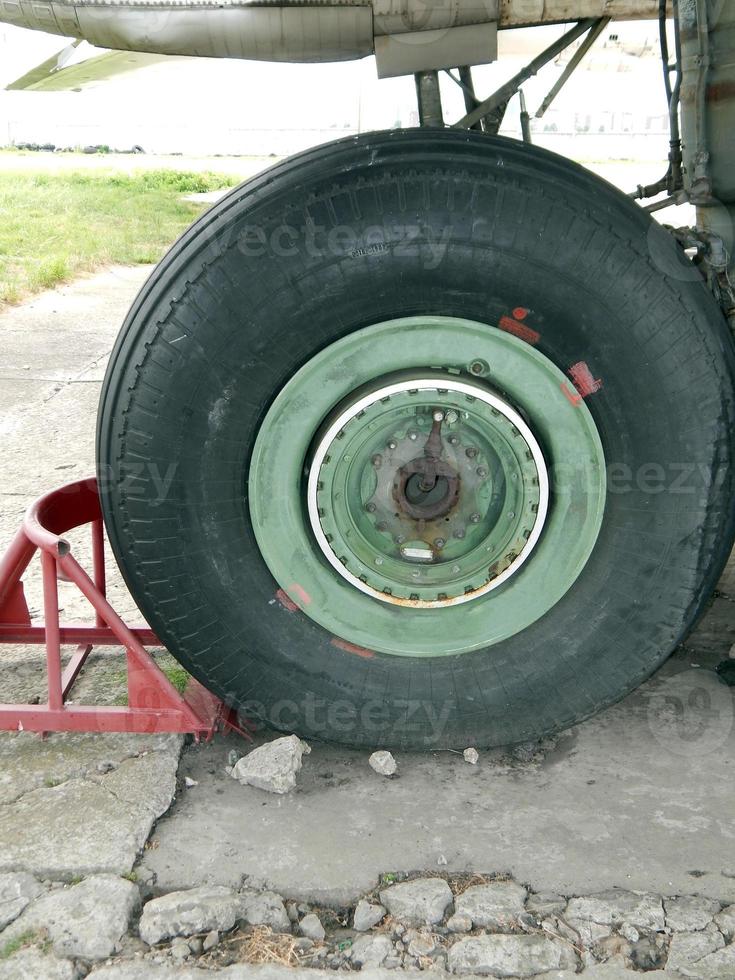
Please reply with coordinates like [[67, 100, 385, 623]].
[[307, 377, 549, 607], [249, 316, 606, 658]]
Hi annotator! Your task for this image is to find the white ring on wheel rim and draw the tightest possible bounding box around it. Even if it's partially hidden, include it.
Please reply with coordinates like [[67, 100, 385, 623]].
[[306, 377, 550, 608]]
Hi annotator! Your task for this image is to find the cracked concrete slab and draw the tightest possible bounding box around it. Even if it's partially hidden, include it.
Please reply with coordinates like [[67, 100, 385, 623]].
[[0, 734, 182, 879]]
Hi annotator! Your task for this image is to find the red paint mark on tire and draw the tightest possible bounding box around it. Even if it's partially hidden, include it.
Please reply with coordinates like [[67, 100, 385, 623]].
[[275, 589, 298, 613], [569, 361, 603, 397], [331, 638, 376, 659], [499, 314, 540, 346], [562, 361, 603, 406], [512, 307, 529, 321], [289, 583, 312, 606]]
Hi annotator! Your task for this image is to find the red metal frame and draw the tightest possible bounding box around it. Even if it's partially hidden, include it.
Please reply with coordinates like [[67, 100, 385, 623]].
[[0, 477, 250, 740]]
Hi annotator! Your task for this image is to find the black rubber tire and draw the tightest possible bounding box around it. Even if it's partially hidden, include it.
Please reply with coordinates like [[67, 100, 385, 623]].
[[97, 130, 735, 750]]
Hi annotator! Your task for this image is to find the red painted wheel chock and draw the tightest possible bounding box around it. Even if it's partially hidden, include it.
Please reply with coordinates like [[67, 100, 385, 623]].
[[0, 477, 250, 740]]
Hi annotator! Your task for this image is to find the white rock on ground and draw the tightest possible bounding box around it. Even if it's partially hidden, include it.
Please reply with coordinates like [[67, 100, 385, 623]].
[[0, 871, 44, 929], [665, 924, 725, 976], [138, 885, 243, 945], [1, 946, 81, 980], [448, 933, 579, 976], [463, 748, 479, 765], [350, 932, 394, 967], [369, 751, 397, 776], [564, 889, 665, 934], [664, 895, 720, 932], [240, 889, 291, 932], [714, 903, 735, 941], [230, 736, 311, 794], [455, 880, 527, 929], [0, 874, 138, 960], [353, 898, 386, 931], [380, 877, 453, 925], [299, 912, 325, 941]]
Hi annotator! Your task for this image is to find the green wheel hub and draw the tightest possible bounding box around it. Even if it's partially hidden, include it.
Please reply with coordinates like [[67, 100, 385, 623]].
[[307, 376, 548, 607], [249, 317, 606, 657]]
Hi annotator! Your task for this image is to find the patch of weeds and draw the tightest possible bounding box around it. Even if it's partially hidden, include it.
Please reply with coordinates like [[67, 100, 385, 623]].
[[0, 930, 43, 959], [122, 870, 138, 882], [162, 665, 190, 695]]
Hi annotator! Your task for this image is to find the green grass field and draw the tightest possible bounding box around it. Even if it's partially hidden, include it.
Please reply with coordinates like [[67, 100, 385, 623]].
[[0, 168, 239, 305]]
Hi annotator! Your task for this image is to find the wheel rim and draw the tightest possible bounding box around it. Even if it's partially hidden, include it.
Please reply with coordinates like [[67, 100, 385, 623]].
[[306, 376, 549, 607], [249, 316, 606, 657]]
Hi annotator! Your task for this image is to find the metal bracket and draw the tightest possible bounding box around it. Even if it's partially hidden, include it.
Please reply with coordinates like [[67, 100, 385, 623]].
[[0, 477, 252, 739]]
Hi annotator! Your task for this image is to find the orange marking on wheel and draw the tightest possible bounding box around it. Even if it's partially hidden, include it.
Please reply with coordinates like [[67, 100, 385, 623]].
[[568, 361, 603, 398], [289, 583, 312, 606], [561, 382, 583, 407], [512, 306, 529, 321], [275, 589, 298, 613], [331, 638, 376, 659], [499, 314, 540, 346]]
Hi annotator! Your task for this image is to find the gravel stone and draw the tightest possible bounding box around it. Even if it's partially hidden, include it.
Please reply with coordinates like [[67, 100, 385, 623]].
[[350, 933, 394, 967], [0, 874, 138, 961], [455, 880, 527, 929], [714, 903, 735, 941], [171, 936, 192, 961], [203, 930, 220, 952], [369, 752, 397, 776], [299, 912, 325, 941], [665, 924, 725, 976], [0, 947, 80, 980], [448, 933, 579, 976], [139, 885, 242, 945], [665, 895, 720, 932], [240, 890, 291, 932], [619, 923, 639, 943], [0, 872, 43, 929], [447, 913, 473, 933], [380, 878, 453, 925], [354, 899, 386, 931], [564, 890, 665, 933], [524, 893, 566, 918], [406, 931, 439, 958], [463, 749, 479, 765], [230, 737, 310, 794]]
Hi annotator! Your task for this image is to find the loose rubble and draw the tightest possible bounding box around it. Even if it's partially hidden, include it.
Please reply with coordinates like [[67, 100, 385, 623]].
[[230, 736, 311, 794], [369, 751, 397, 776], [353, 899, 386, 931], [380, 877, 453, 925], [463, 748, 479, 765], [448, 933, 579, 976], [299, 913, 326, 942], [139, 885, 244, 945], [1, 869, 735, 977], [455, 881, 527, 929]]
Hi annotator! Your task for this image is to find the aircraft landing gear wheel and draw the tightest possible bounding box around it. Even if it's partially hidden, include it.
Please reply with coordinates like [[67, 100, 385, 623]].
[[98, 130, 735, 749]]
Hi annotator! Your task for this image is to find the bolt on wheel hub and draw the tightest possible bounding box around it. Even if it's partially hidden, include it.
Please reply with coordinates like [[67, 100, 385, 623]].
[[307, 376, 549, 607]]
